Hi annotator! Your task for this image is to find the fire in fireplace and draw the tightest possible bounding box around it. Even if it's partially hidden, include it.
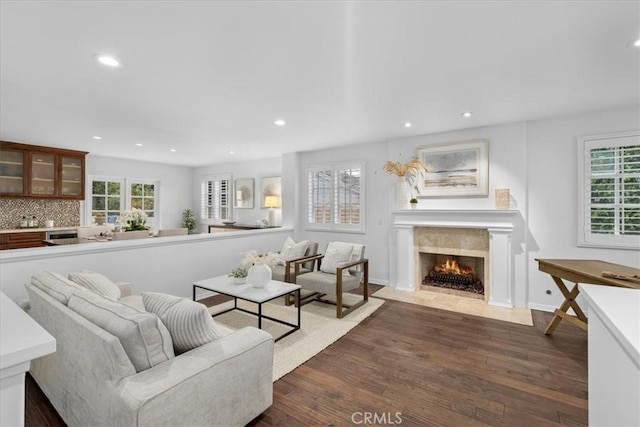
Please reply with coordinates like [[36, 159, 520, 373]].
[[421, 255, 484, 295]]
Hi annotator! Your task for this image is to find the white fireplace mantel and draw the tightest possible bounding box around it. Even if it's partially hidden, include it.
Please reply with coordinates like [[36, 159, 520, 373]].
[[392, 209, 519, 307]]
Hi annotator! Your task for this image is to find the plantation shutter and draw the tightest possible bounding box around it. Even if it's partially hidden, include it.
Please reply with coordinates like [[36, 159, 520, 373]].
[[201, 175, 231, 221], [579, 132, 640, 249], [307, 162, 365, 232]]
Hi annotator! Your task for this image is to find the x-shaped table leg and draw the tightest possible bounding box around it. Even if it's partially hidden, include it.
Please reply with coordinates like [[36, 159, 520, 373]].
[[544, 276, 588, 335]]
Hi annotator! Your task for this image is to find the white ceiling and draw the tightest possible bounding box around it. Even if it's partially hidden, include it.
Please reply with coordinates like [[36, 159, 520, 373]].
[[1, 1, 638, 167]]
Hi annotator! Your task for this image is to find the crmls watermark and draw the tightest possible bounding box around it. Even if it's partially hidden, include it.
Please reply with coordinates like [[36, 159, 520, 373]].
[[351, 412, 403, 425]]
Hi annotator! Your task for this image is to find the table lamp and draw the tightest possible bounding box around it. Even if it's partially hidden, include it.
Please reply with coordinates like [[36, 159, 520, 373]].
[[265, 196, 279, 226]]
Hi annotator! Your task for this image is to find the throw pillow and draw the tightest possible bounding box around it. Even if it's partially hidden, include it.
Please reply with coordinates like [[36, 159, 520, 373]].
[[280, 238, 309, 261], [68, 270, 121, 300], [68, 291, 174, 372], [31, 271, 87, 305], [142, 292, 229, 354], [320, 242, 354, 275]]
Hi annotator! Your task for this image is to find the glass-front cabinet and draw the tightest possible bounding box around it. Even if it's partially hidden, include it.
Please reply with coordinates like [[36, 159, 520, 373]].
[[0, 141, 87, 199], [30, 152, 56, 196], [0, 146, 26, 194], [60, 156, 84, 197]]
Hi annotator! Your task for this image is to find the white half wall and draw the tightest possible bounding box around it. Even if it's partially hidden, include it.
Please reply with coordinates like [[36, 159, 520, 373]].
[[0, 229, 292, 302]]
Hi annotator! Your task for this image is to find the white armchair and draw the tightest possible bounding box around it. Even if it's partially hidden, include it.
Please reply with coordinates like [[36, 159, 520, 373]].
[[293, 241, 369, 318]]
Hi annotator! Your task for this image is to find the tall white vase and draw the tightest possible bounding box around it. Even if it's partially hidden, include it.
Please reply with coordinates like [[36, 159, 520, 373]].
[[396, 180, 411, 209], [248, 264, 272, 288]]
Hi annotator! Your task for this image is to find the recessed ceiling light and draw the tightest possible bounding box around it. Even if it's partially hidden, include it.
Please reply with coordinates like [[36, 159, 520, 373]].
[[93, 54, 121, 68], [169, 148, 176, 152], [229, 150, 234, 155], [403, 122, 412, 128], [461, 111, 473, 118], [634, 38, 640, 47], [135, 143, 143, 147], [92, 136, 102, 140], [274, 119, 286, 127]]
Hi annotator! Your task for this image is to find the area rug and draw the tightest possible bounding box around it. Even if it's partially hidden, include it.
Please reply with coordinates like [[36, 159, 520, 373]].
[[372, 286, 533, 326], [208, 295, 385, 381]]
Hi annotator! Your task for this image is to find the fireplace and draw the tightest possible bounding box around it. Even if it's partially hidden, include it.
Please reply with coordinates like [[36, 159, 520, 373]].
[[392, 209, 518, 308], [420, 253, 485, 295], [414, 227, 489, 301]]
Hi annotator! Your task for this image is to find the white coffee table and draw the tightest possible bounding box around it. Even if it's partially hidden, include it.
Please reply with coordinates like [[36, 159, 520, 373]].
[[193, 275, 301, 341]]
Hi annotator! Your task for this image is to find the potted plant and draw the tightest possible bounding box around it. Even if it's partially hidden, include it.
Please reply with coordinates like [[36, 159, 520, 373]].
[[229, 267, 248, 285], [410, 198, 419, 209], [182, 208, 197, 234]]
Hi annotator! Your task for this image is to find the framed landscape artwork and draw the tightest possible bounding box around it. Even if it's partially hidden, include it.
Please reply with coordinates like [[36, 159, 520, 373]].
[[260, 176, 281, 208], [234, 178, 254, 208], [417, 139, 489, 197]]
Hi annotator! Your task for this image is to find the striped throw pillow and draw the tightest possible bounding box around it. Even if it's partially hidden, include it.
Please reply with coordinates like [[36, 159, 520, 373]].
[[142, 292, 228, 354], [68, 271, 121, 300]]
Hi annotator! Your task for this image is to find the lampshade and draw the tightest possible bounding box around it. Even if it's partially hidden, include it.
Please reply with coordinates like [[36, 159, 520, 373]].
[[265, 196, 279, 208]]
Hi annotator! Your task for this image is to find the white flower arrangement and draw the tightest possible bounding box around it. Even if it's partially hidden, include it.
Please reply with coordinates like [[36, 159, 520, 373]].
[[241, 250, 282, 268], [120, 208, 149, 231]]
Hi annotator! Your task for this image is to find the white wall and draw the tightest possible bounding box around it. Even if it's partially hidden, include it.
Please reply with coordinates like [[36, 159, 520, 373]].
[[296, 141, 390, 285], [87, 155, 194, 229], [192, 156, 282, 231], [526, 106, 640, 311], [291, 106, 639, 310], [4, 107, 638, 311], [384, 122, 529, 306]]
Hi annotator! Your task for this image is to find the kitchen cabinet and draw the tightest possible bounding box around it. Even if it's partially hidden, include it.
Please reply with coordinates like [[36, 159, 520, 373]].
[[0, 231, 46, 250], [0, 141, 87, 199]]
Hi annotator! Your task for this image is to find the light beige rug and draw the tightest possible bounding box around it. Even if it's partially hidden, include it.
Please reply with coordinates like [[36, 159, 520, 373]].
[[209, 295, 385, 381], [372, 286, 533, 326]]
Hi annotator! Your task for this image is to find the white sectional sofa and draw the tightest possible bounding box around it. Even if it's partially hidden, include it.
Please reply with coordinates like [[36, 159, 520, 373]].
[[25, 273, 274, 427]]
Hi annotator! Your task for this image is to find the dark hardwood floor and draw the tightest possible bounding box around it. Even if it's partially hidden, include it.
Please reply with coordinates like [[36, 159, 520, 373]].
[[26, 285, 588, 426]]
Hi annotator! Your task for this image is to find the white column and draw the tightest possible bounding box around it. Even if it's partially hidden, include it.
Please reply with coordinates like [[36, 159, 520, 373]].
[[487, 228, 513, 307], [395, 225, 414, 291]]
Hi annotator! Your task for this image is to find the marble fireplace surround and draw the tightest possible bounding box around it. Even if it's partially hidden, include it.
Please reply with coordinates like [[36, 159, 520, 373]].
[[392, 209, 518, 308]]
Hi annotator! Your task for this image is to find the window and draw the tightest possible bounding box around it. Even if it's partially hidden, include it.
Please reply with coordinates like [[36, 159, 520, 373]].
[[307, 162, 364, 232], [91, 179, 123, 224], [130, 182, 156, 220], [201, 174, 231, 221], [578, 131, 640, 249], [86, 176, 159, 228]]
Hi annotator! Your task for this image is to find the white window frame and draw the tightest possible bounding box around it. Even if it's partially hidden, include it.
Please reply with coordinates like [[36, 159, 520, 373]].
[[306, 161, 365, 233], [577, 130, 640, 250], [201, 174, 232, 222], [85, 176, 160, 229]]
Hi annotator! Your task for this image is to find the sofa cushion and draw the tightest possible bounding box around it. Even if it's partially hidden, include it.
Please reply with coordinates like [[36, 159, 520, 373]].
[[68, 291, 174, 372], [68, 270, 121, 300], [142, 292, 230, 354], [31, 271, 87, 305], [119, 295, 146, 311]]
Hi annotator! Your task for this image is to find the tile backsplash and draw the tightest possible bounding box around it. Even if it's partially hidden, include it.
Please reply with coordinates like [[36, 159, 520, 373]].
[[0, 198, 80, 229]]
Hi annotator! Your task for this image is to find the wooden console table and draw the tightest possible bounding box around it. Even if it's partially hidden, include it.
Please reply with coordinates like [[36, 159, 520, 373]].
[[536, 259, 640, 335]]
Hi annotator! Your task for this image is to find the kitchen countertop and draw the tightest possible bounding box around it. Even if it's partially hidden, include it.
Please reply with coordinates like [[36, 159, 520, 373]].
[[0, 226, 78, 235]]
